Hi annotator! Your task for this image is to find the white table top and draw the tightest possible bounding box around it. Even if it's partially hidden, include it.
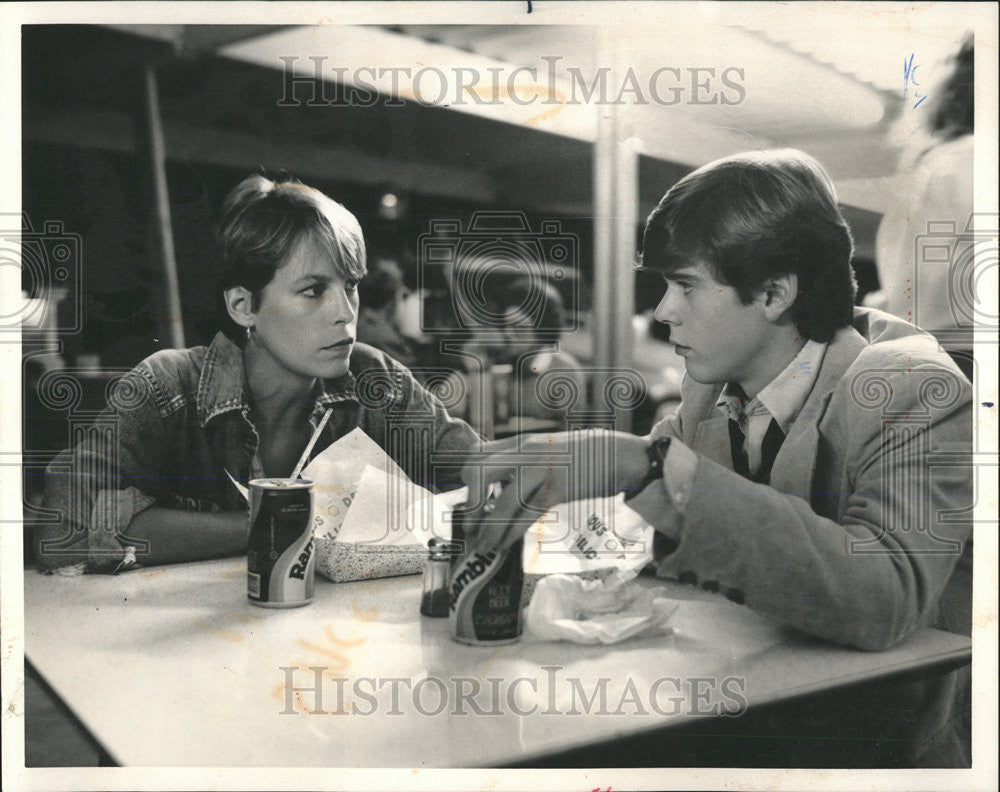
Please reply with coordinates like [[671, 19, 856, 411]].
[[24, 559, 971, 767]]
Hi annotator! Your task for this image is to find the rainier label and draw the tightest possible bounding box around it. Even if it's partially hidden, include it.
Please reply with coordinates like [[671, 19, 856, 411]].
[[289, 539, 313, 580], [247, 479, 315, 608]]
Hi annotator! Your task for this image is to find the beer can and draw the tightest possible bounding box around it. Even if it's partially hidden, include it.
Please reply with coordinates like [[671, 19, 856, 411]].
[[247, 478, 315, 608], [449, 504, 524, 645]]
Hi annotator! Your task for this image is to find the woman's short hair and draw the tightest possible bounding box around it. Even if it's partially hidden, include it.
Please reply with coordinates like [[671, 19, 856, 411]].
[[217, 175, 367, 341], [640, 149, 856, 343]]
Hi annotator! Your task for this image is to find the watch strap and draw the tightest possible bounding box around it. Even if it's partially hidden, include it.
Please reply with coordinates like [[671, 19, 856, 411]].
[[626, 437, 671, 501]]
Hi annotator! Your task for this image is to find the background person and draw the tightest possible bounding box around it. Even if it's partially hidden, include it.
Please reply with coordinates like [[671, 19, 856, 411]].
[[356, 262, 419, 369], [870, 33, 975, 380], [433, 275, 586, 433], [462, 150, 972, 766], [36, 175, 479, 574], [494, 277, 587, 423]]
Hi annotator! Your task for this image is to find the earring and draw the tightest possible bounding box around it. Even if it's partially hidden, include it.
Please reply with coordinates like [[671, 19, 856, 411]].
[[246, 326, 254, 341]]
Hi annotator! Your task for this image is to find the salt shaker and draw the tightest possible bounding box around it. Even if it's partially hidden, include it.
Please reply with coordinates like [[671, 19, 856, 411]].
[[420, 538, 455, 617]]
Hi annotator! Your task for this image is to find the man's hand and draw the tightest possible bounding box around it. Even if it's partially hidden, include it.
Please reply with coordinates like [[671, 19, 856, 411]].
[[459, 429, 650, 553]]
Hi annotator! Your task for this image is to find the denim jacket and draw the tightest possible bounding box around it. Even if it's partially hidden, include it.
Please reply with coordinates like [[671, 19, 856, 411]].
[[39, 332, 480, 573]]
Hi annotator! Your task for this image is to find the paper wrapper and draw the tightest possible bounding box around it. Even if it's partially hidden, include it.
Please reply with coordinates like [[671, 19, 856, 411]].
[[404, 490, 654, 571], [522, 494, 654, 577], [404, 489, 656, 601], [305, 429, 434, 583], [524, 573, 680, 644], [524, 574, 788, 652], [304, 428, 655, 585]]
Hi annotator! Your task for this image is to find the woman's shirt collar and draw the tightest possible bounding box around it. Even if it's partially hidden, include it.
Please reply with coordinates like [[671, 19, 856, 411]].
[[196, 332, 357, 428]]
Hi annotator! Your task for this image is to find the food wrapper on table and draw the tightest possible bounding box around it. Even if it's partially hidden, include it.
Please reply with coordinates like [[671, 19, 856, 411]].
[[304, 429, 655, 585], [520, 493, 653, 573], [405, 488, 656, 603], [518, 494, 654, 602], [305, 428, 434, 583], [524, 573, 788, 650]]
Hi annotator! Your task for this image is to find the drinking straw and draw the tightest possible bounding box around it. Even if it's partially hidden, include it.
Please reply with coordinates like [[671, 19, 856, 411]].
[[224, 468, 249, 501], [290, 407, 333, 480]]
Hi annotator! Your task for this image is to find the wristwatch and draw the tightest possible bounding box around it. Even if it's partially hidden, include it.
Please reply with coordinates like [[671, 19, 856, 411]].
[[625, 436, 672, 501]]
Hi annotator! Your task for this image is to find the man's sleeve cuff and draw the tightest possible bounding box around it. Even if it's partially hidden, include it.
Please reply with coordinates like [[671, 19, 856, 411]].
[[662, 439, 698, 514], [624, 440, 699, 551]]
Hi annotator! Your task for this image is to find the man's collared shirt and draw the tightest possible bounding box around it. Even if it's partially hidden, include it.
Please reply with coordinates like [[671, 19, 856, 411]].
[[646, 339, 828, 525], [715, 340, 828, 476]]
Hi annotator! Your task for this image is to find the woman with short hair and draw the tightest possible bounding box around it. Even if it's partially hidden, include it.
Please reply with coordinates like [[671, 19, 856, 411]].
[[37, 175, 479, 574]]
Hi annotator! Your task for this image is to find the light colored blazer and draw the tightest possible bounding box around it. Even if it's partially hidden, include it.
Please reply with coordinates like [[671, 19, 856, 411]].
[[631, 308, 973, 652]]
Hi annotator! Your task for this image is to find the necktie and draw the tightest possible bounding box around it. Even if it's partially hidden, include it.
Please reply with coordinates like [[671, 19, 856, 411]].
[[728, 417, 785, 483]]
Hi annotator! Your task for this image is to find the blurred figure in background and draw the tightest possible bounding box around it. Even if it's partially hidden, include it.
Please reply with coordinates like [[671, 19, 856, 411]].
[[871, 33, 976, 690], [434, 275, 585, 435], [356, 262, 419, 369], [871, 33, 975, 380], [496, 277, 586, 421]]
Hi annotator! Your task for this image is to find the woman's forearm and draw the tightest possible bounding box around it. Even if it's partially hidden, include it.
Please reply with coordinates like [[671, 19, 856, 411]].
[[126, 507, 249, 566]]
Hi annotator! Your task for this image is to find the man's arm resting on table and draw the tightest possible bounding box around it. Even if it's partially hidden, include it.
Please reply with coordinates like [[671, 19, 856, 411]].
[[627, 423, 971, 652]]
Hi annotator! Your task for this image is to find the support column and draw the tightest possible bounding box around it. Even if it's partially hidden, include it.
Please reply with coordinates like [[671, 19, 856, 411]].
[[592, 29, 640, 433], [142, 62, 185, 349]]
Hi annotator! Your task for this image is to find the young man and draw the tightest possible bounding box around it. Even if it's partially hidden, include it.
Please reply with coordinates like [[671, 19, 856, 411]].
[[463, 149, 972, 765]]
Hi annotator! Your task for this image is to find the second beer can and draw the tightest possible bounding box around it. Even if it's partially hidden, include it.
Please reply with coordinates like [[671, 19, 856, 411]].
[[449, 504, 525, 645], [247, 478, 315, 608]]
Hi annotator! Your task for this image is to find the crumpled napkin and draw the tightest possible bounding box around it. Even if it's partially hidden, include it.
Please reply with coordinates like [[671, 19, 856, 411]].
[[524, 573, 680, 644]]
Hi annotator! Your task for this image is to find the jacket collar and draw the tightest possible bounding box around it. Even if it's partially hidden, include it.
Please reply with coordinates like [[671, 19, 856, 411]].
[[669, 308, 936, 491], [675, 311, 872, 490], [783, 305, 941, 428], [196, 332, 357, 428], [765, 316, 868, 496], [715, 339, 829, 435], [791, 322, 866, 425]]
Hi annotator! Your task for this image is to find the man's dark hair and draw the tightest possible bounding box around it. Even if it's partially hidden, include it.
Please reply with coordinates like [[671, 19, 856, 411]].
[[640, 149, 856, 343]]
